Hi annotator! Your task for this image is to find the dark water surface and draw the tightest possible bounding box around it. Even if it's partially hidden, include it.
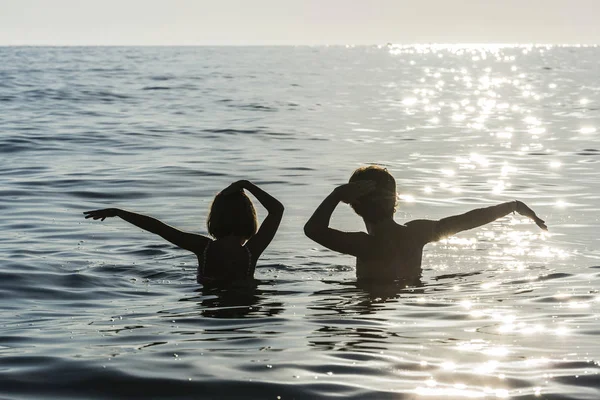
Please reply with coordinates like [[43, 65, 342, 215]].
[[1, 45, 600, 399]]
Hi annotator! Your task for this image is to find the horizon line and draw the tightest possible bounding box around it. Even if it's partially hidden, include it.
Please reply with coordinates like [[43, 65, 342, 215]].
[[1, 42, 599, 47]]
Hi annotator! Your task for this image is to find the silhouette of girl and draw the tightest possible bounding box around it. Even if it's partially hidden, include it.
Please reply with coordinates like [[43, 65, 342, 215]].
[[84, 180, 284, 285]]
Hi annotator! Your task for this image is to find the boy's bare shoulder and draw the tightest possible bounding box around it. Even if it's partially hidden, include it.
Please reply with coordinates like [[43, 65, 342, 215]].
[[404, 219, 437, 228], [403, 219, 439, 243]]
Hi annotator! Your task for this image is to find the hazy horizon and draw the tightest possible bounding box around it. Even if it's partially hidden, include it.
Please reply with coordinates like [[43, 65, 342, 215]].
[[1, 0, 599, 46], [1, 44, 598, 48]]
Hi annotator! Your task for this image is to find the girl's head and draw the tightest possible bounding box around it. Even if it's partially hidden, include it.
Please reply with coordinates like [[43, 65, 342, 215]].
[[348, 166, 397, 223], [207, 190, 257, 240]]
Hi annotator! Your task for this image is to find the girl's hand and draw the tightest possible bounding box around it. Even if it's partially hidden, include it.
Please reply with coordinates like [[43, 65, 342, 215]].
[[221, 180, 250, 196], [83, 208, 119, 221], [515, 201, 548, 230], [334, 181, 377, 204]]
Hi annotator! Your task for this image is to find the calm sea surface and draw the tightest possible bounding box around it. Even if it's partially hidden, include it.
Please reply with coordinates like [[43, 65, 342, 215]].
[[1, 45, 599, 399]]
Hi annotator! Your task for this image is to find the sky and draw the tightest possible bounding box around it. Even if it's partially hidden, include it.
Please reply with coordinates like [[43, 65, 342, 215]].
[[0, 0, 599, 45]]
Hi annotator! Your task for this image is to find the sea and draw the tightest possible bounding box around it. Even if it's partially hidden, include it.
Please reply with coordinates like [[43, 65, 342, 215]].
[[1, 45, 599, 399]]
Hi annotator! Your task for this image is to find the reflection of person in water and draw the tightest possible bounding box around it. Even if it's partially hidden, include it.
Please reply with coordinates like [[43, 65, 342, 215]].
[[192, 285, 285, 319], [305, 166, 547, 281], [84, 180, 284, 285], [306, 282, 418, 352]]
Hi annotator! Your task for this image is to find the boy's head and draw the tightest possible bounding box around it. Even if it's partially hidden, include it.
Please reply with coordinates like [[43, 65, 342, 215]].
[[207, 190, 257, 240], [348, 166, 397, 223]]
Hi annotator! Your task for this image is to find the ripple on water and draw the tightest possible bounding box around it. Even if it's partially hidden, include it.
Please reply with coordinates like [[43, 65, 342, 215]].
[[0, 45, 599, 399]]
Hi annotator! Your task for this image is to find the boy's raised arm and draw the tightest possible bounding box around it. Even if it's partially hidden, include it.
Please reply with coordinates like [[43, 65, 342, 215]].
[[416, 200, 547, 242], [84, 208, 208, 253], [304, 181, 375, 257]]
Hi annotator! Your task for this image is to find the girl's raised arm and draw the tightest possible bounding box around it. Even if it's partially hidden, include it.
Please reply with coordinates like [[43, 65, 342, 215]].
[[84, 208, 209, 253], [223, 181, 284, 258]]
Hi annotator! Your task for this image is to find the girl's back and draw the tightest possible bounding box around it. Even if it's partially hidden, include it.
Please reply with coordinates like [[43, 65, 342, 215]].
[[197, 238, 255, 283]]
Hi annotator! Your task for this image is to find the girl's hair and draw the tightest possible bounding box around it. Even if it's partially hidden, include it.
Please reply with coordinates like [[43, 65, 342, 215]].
[[348, 166, 397, 223], [207, 190, 257, 240]]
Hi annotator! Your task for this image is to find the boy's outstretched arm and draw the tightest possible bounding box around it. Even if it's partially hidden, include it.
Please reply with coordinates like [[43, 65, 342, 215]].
[[83, 208, 209, 253], [223, 180, 284, 258], [408, 201, 547, 243], [304, 181, 375, 257]]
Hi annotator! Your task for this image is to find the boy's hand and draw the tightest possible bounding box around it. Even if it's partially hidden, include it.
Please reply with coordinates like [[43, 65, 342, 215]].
[[515, 201, 548, 231], [334, 181, 377, 204], [83, 208, 119, 221]]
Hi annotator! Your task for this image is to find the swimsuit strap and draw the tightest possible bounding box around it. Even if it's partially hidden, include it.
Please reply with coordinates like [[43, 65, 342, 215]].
[[201, 241, 211, 277], [245, 246, 253, 277]]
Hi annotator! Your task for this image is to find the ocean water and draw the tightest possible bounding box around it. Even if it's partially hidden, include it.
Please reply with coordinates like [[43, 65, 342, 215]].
[[1, 45, 599, 399]]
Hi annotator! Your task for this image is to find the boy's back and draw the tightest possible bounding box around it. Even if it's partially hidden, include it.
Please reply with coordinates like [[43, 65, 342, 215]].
[[355, 221, 429, 280]]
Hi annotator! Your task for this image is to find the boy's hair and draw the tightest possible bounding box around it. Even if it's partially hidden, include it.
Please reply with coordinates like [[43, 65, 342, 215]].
[[207, 190, 258, 240], [348, 166, 397, 223]]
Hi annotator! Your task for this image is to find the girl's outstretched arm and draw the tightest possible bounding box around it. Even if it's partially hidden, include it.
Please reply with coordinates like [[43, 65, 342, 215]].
[[407, 200, 547, 243], [223, 181, 284, 258], [304, 181, 376, 257], [83, 208, 209, 253]]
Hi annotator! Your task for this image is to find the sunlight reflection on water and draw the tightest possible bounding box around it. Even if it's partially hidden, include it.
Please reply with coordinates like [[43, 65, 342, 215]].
[[0, 44, 599, 399]]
